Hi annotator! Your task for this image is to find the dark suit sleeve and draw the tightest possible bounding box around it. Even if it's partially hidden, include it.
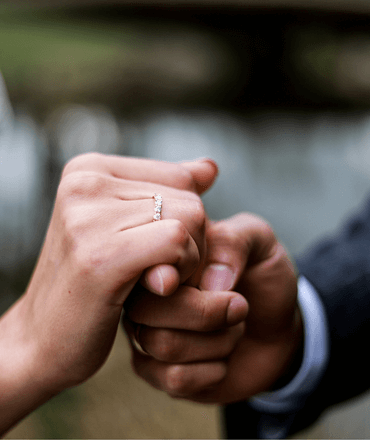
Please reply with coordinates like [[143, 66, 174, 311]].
[[223, 198, 370, 438]]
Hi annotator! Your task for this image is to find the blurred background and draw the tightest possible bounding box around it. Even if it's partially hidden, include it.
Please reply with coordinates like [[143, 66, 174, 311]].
[[3, 0, 370, 437]]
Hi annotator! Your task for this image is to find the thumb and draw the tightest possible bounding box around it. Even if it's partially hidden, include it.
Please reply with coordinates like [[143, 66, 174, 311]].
[[199, 213, 277, 291], [180, 158, 218, 195]]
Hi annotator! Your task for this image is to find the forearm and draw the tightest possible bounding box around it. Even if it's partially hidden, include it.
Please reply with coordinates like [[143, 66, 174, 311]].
[[0, 373, 56, 437], [0, 298, 58, 437]]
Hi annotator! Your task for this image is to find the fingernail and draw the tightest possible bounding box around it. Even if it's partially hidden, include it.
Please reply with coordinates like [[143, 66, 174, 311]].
[[200, 264, 236, 291], [146, 267, 164, 295], [227, 296, 248, 325]]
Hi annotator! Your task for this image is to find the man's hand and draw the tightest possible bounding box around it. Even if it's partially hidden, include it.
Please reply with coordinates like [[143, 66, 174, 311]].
[[124, 213, 302, 404], [0, 153, 218, 435]]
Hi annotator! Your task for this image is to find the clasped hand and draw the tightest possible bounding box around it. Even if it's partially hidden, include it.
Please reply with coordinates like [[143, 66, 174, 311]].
[[0, 153, 301, 436], [124, 214, 301, 404]]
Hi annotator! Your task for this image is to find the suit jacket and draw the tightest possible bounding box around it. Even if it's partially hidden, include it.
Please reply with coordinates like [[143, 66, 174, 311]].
[[223, 198, 370, 438]]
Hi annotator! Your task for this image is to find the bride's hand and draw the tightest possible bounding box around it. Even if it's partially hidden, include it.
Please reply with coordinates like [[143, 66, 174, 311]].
[[0, 153, 217, 435]]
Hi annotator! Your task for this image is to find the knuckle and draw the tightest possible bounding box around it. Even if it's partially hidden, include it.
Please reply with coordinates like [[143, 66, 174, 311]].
[[241, 212, 277, 248], [58, 171, 107, 202], [57, 174, 75, 202], [62, 205, 85, 238], [189, 198, 206, 231], [211, 222, 240, 248], [165, 365, 190, 397], [238, 212, 274, 234], [196, 294, 232, 331], [60, 207, 108, 275], [166, 220, 190, 248], [197, 298, 219, 331], [62, 156, 82, 177], [62, 152, 104, 177]]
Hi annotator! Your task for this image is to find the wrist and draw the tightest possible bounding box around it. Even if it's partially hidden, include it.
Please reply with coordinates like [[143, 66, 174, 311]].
[[269, 306, 304, 391], [0, 298, 60, 436], [270, 330, 304, 391]]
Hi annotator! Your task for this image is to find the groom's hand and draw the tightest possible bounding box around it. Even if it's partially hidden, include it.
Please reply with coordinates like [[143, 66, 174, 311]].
[[124, 213, 302, 403]]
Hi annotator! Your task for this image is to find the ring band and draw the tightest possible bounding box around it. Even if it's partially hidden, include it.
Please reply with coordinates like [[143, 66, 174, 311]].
[[153, 193, 162, 221], [131, 324, 149, 356]]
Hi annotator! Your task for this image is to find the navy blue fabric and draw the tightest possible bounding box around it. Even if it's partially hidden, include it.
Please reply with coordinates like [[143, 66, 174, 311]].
[[224, 198, 370, 438]]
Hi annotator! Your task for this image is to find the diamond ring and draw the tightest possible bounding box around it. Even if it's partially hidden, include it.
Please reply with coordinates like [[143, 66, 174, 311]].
[[153, 193, 162, 221]]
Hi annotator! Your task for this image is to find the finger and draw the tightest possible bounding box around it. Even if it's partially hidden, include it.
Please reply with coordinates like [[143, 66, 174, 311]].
[[180, 158, 218, 195], [125, 286, 248, 331], [120, 220, 199, 283], [63, 153, 218, 195], [59, 171, 207, 267], [199, 213, 297, 337], [200, 213, 277, 291], [132, 356, 227, 398], [240, 243, 298, 335], [140, 264, 180, 296], [124, 319, 245, 363], [110, 180, 207, 266], [93, 219, 200, 304]]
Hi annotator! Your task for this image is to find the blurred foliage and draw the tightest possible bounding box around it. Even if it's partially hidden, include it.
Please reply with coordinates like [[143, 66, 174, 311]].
[[5, 4, 370, 116], [0, 5, 238, 118]]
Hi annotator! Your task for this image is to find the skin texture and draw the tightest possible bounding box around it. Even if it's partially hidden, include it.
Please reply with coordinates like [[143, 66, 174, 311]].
[[124, 213, 302, 404], [0, 154, 226, 436], [0, 153, 301, 435]]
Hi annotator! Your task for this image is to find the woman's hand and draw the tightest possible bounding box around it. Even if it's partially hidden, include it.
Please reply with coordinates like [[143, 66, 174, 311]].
[[124, 213, 301, 404], [0, 153, 217, 435]]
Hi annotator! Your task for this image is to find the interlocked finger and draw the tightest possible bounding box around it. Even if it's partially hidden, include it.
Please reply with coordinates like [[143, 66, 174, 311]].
[[62, 153, 218, 195], [125, 286, 248, 332], [132, 356, 228, 398], [125, 320, 245, 363]]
